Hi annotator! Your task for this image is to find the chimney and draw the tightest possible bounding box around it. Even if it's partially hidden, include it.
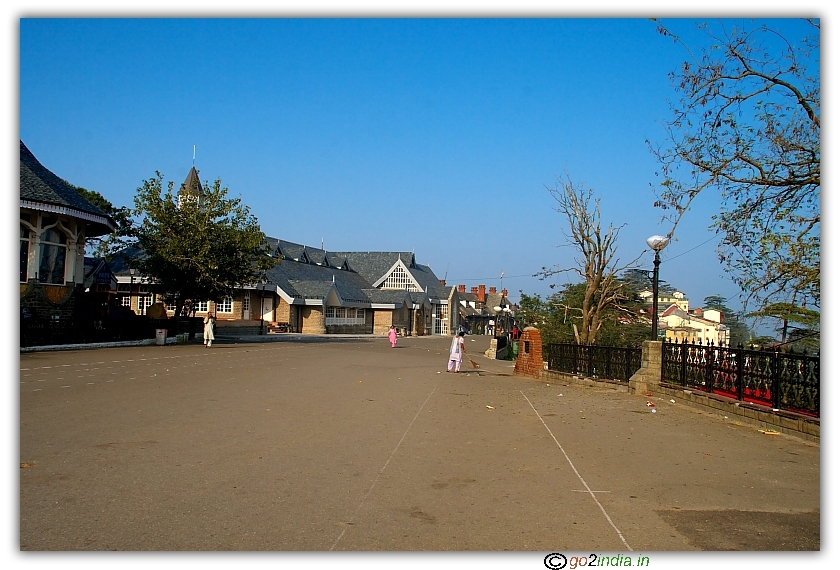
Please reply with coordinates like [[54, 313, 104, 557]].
[[490, 287, 497, 294], [478, 284, 486, 303], [470, 286, 478, 295], [458, 284, 466, 293], [502, 288, 508, 298], [440, 279, 446, 286]]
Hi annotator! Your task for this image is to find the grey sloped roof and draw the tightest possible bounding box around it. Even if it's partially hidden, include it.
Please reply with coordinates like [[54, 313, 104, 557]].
[[273, 239, 306, 262], [409, 264, 449, 300], [20, 140, 115, 236], [330, 251, 415, 284], [303, 246, 329, 266], [459, 292, 480, 303], [105, 245, 147, 276], [266, 256, 372, 303], [179, 166, 203, 196], [485, 292, 511, 311], [363, 288, 411, 306]]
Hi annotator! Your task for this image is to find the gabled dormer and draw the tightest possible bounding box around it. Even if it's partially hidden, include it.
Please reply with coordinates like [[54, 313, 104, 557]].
[[373, 256, 422, 292]]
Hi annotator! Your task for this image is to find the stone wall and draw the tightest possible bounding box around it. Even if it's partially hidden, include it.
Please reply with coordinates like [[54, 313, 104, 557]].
[[373, 309, 393, 335], [300, 306, 326, 334]]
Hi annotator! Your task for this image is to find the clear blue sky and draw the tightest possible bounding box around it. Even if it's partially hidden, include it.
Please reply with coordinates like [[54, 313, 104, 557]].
[[14, 11, 822, 326], [4, 5, 834, 570]]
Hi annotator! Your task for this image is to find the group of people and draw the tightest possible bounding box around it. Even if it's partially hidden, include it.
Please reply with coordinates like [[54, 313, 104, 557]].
[[387, 324, 469, 373]]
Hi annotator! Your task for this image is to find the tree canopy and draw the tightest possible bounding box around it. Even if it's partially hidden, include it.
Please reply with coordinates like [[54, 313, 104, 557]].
[[132, 171, 277, 317], [75, 186, 135, 259], [649, 19, 820, 311]]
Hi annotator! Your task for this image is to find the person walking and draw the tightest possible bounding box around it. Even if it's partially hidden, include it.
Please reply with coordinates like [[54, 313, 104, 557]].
[[447, 330, 467, 373], [388, 324, 398, 348], [203, 313, 216, 348]]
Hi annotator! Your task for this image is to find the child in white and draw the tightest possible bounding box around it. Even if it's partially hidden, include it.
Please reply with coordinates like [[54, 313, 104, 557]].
[[447, 331, 467, 373]]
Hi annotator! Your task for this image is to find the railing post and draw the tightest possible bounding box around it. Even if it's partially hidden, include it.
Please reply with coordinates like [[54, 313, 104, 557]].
[[680, 339, 688, 387], [771, 349, 781, 410], [587, 344, 594, 377], [705, 342, 714, 393], [606, 345, 612, 379], [736, 344, 745, 401]]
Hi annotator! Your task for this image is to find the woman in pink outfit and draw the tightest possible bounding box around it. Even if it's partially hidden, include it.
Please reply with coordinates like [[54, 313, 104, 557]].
[[388, 325, 398, 348]]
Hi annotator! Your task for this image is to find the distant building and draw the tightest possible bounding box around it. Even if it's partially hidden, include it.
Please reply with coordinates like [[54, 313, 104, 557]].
[[639, 289, 689, 314], [660, 304, 730, 345], [108, 167, 457, 335]]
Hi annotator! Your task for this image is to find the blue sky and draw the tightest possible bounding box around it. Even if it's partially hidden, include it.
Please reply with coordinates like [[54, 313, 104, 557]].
[[14, 10, 822, 329], [4, 4, 833, 570]]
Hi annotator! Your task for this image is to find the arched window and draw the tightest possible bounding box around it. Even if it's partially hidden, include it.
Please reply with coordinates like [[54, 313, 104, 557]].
[[38, 224, 67, 284], [20, 224, 31, 282]]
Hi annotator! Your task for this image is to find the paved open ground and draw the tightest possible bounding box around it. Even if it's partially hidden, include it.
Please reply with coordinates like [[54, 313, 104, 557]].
[[20, 334, 819, 551]]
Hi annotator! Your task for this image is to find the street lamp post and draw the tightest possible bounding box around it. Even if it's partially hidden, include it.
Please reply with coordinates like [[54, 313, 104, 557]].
[[128, 268, 136, 314], [259, 276, 267, 335], [646, 235, 670, 341], [493, 305, 502, 337]]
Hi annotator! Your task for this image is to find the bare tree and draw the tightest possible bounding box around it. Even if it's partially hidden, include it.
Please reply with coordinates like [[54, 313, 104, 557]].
[[537, 172, 641, 345], [649, 19, 820, 310]]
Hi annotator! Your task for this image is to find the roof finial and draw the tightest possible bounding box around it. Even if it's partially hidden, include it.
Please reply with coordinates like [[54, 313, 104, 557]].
[[193, 145, 196, 167]]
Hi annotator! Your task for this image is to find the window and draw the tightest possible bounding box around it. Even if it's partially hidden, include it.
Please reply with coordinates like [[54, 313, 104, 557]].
[[242, 296, 250, 312], [325, 307, 366, 326], [380, 265, 419, 291], [164, 298, 177, 312], [121, 296, 132, 307], [434, 304, 449, 335], [195, 301, 209, 313], [138, 296, 153, 315], [218, 297, 233, 313], [20, 224, 30, 282], [38, 225, 67, 284]]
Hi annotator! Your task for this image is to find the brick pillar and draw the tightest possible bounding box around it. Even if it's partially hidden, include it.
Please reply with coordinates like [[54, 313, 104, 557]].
[[628, 341, 662, 394], [514, 327, 543, 379]]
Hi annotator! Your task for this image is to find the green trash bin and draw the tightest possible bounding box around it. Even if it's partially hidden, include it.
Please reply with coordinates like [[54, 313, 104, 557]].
[[511, 340, 520, 358]]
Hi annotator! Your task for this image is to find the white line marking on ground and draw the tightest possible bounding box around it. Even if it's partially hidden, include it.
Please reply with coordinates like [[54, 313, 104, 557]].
[[520, 390, 632, 551], [330, 386, 438, 551]]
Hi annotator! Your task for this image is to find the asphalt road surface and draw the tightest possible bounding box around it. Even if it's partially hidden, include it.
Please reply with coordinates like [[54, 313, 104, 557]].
[[20, 335, 820, 551]]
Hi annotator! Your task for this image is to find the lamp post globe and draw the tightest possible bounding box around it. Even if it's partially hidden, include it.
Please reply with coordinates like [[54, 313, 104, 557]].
[[646, 235, 669, 341]]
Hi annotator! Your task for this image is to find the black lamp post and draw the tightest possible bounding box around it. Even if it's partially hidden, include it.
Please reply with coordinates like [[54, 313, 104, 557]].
[[259, 276, 267, 335], [129, 267, 136, 314], [646, 235, 669, 341]]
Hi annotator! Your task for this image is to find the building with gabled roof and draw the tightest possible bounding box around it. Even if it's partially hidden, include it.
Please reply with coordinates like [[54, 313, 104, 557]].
[[20, 140, 117, 339], [107, 162, 458, 336]]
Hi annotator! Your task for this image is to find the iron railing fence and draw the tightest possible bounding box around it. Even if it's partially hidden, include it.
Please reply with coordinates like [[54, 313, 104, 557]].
[[662, 340, 819, 417], [544, 343, 642, 382], [20, 316, 202, 348]]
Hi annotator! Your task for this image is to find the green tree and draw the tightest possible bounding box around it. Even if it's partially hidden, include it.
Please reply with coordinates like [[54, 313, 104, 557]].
[[747, 301, 819, 352], [649, 19, 820, 310], [520, 280, 649, 348], [75, 186, 135, 259], [133, 171, 277, 331]]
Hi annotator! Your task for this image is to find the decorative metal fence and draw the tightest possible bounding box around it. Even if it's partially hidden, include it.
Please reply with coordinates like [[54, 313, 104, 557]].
[[662, 341, 819, 417], [20, 316, 203, 348], [544, 343, 642, 382]]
